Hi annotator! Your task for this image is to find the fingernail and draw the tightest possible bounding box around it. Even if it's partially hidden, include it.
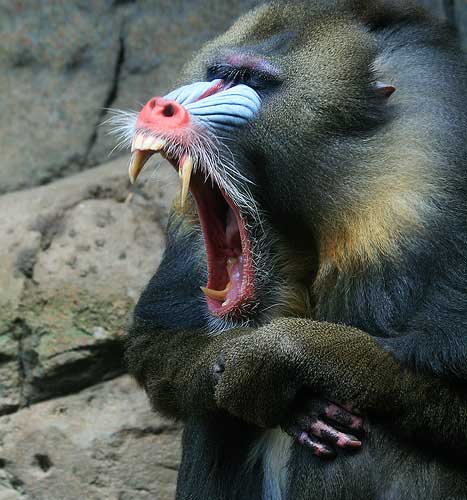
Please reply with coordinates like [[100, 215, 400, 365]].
[[314, 444, 335, 457], [298, 432, 309, 445], [350, 415, 363, 429], [336, 435, 362, 448]]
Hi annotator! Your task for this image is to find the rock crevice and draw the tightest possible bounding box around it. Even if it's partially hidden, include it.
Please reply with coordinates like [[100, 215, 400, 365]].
[[0, 1, 464, 498]]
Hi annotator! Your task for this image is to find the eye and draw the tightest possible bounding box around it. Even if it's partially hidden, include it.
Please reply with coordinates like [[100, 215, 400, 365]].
[[207, 63, 280, 91]]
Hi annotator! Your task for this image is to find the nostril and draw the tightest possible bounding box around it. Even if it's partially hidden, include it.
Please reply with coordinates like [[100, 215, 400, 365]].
[[162, 103, 175, 117], [137, 97, 190, 129]]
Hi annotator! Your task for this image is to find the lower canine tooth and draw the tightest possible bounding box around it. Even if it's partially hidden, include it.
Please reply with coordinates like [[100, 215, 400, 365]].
[[200, 282, 231, 301], [128, 150, 153, 184], [179, 156, 193, 209]]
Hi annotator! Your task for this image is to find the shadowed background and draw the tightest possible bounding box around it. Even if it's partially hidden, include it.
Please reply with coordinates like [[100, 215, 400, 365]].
[[0, 1, 465, 499]]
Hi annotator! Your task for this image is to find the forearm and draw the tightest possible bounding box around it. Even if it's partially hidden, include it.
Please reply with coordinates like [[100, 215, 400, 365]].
[[125, 319, 245, 419], [214, 317, 467, 456], [393, 370, 467, 455], [286, 319, 467, 455]]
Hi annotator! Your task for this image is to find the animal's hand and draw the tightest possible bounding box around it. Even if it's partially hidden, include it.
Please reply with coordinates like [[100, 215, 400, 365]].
[[212, 330, 301, 427], [281, 394, 364, 458], [213, 318, 400, 428]]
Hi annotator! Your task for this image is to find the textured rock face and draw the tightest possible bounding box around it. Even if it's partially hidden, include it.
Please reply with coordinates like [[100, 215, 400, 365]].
[[0, 157, 177, 414], [0, 157, 180, 499], [0, 1, 465, 499], [0, 376, 181, 500], [0, 0, 260, 194], [421, 0, 467, 42], [0, 1, 122, 193]]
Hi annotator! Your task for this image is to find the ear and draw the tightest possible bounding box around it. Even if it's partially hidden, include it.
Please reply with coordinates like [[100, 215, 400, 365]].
[[373, 81, 396, 97]]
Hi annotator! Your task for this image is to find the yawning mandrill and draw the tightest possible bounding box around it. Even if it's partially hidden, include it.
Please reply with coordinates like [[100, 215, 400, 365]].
[[127, 79, 261, 317], [111, 1, 467, 499]]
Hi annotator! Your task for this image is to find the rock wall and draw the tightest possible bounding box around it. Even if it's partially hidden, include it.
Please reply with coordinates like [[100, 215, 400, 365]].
[[0, 0, 260, 194], [0, 1, 465, 499], [0, 376, 181, 500], [1, 0, 465, 194], [0, 157, 179, 412], [0, 158, 180, 499]]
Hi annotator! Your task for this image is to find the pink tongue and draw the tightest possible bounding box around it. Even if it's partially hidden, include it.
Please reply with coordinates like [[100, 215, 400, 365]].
[[223, 206, 243, 305], [225, 256, 243, 304]]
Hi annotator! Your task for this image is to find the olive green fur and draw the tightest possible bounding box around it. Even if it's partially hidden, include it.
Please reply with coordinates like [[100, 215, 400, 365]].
[[125, 1, 467, 498]]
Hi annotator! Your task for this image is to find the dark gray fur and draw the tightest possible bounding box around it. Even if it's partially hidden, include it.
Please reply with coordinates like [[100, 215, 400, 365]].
[[125, 1, 467, 498]]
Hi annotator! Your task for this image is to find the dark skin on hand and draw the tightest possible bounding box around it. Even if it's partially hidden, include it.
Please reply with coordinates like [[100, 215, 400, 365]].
[[116, 1, 467, 499]]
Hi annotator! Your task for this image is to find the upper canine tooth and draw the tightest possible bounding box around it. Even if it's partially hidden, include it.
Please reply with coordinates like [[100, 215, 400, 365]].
[[128, 150, 154, 184], [179, 155, 193, 210]]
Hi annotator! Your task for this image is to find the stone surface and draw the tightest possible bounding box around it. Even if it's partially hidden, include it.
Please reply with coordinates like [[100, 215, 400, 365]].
[[0, 155, 178, 414], [419, 0, 447, 17], [0, 1, 121, 193], [1, 0, 464, 194], [453, 0, 467, 51], [0, 1, 465, 498], [0, 375, 182, 500], [0, 0, 260, 194]]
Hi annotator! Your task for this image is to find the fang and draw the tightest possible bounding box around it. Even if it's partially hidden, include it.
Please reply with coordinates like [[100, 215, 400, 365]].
[[200, 282, 231, 301]]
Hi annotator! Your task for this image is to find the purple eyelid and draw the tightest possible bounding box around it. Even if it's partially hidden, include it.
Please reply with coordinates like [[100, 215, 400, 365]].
[[225, 53, 280, 78]]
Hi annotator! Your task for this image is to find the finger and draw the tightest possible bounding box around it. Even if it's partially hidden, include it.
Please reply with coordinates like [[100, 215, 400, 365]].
[[324, 402, 364, 432], [283, 424, 336, 458], [309, 419, 362, 449], [301, 398, 364, 432], [342, 402, 361, 414], [297, 431, 336, 458]]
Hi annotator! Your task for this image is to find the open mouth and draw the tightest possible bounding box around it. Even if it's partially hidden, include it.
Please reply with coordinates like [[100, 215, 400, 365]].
[[128, 134, 255, 317]]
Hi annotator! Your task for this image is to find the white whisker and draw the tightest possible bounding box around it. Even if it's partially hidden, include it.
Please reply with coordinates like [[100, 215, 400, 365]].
[[107, 107, 270, 330]]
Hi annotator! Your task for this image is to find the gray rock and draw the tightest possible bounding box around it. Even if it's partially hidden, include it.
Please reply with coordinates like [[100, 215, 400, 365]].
[[419, 0, 447, 18], [454, 0, 467, 51], [0, 1, 122, 193], [0, 156, 177, 413], [88, 0, 260, 166], [0, 0, 260, 194], [0, 321, 21, 415], [0, 375, 182, 500]]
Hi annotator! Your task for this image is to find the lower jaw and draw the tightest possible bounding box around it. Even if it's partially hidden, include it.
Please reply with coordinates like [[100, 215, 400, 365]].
[[129, 144, 256, 319], [189, 173, 255, 318], [204, 248, 255, 318]]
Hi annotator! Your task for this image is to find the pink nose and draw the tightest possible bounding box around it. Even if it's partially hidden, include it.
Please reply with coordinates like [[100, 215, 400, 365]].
[[137, 97, 190, 131]]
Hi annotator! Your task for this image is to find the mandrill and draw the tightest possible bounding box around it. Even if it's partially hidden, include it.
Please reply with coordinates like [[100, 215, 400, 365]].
[[111, 1, 467, 499]]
